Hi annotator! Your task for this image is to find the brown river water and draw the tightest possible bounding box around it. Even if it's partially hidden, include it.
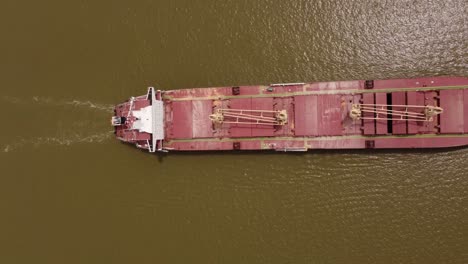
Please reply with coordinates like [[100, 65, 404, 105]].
[[0, 1, 467, 263]]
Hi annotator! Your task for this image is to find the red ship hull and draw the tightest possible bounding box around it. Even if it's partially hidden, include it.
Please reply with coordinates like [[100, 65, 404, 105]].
[[113, 77, 468, 152]]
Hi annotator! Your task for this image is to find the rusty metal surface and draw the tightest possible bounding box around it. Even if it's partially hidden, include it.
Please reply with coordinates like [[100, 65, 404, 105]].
[[440, 90, 464, 134], [407, 91, 426, 134], [375, 93, 388, 134], [465, 89, 468, 133], [362, 93, 375, 135], [294, 95, 318, 136], [116, 77, 468, 151], [392, 92, 407, 135]]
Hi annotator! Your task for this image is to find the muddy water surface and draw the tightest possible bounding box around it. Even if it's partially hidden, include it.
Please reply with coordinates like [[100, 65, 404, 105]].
[[0, 1, 467, 263]]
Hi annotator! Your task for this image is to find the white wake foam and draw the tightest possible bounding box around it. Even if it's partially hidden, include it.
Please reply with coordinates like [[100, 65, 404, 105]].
[[63, 99, 114, 112], [0, 95, 116, 153], [2, 96, 114, 113], [1, 131, 114, 153]]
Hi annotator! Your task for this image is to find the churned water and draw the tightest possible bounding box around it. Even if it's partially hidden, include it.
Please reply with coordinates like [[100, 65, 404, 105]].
[[0, 0, 467, 263]]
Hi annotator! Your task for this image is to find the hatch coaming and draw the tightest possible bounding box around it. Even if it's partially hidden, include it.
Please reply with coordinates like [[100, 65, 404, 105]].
[[164, 96, 296, 140]]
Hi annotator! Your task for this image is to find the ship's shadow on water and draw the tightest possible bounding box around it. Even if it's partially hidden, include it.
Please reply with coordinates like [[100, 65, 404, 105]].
[[119, 142, 468, 163]]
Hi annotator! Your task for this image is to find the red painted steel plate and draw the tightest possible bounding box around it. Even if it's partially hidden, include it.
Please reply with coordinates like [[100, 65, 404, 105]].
[[171, 101, 193, 138], [228, 98, 252, 137], [293, 95, 318, 136], [317, 95, 342, 136], [375, 93, 387, 135], [170, 141, 234, 151], [274, 97, 295, 136], [440, 90, 464, 133], [464, 89, 468, 133], [308, 138, 364, 149], [306, 80, 361, 92], [392, 92, 407, 135], [363, 93, 375, 135], [406, 91, 425, 134], [423, 91, 438, 134], [374, 137, 468, 149], [263, 140, 305, 150], [192, 100, 214, 138], [235, 86, 262, 96], [342, 95, 361, 135], [251, 98, 275, 137], [238, 141, 262, 150], [374, 79, 410, 89], [270, 85, 303, 94], [119, 76, 468, 151]]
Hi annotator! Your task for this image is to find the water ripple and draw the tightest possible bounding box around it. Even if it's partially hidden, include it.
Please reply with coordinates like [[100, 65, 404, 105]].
[[2, 131, 113, 153], [1, 95, 114, 113]]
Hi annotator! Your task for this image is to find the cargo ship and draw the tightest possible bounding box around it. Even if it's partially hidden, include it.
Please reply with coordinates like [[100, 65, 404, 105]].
[[113, 77, 468, 152]]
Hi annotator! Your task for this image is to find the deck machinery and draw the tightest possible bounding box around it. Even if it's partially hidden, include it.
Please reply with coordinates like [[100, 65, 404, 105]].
[[113, 77, 468, 152]]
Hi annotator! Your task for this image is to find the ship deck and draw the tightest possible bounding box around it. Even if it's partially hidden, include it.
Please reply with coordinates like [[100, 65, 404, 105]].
[[160, 77, 468, 151]]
